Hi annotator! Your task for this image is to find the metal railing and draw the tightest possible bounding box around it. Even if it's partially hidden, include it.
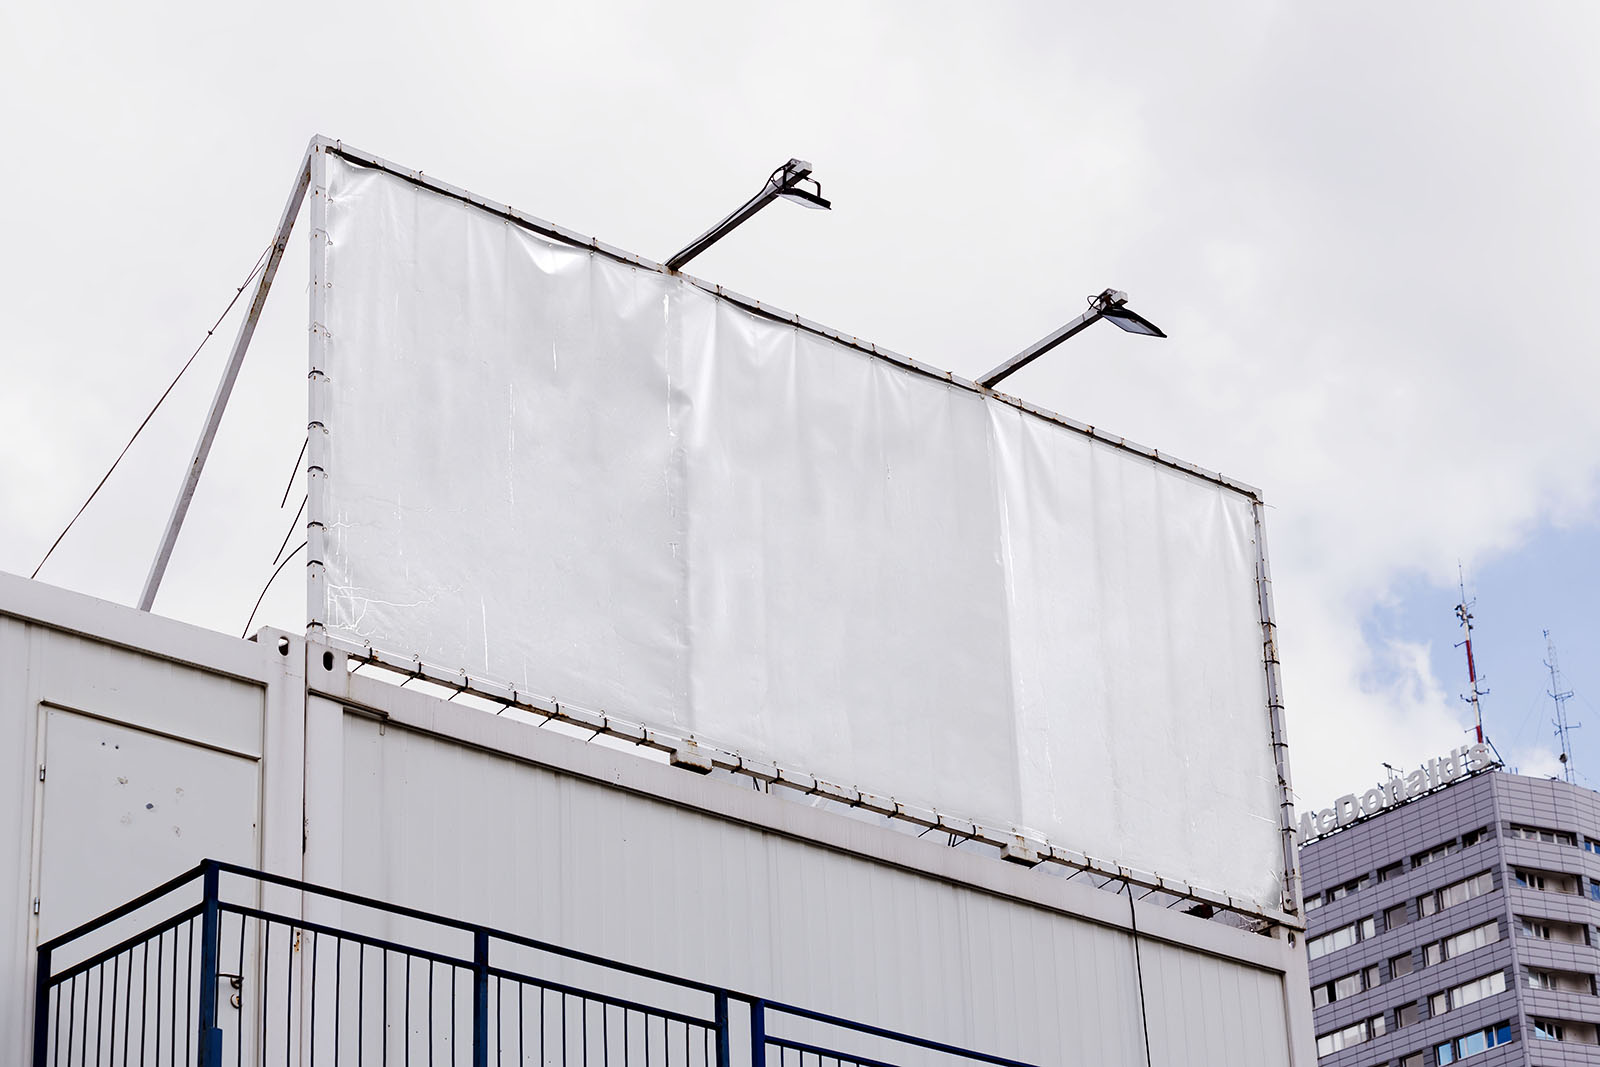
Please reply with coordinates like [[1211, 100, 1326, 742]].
[[34, 860, 1042, 1067]]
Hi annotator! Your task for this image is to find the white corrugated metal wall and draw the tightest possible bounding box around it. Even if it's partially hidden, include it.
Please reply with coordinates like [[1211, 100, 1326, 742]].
[[0, 574, 1314, 1065]]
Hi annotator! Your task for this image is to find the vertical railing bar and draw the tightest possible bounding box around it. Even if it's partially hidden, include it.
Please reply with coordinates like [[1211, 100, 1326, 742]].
[[198, 863, 223, 1067], [640, 1001, 646, 1067], [170, 923, 179, 1067], [262, 921, 273, 1067], [448, 964, 457, 1067], [284, 928, 296, 1067], [581, 999, 588, 1067], [516, 981, 524, 1067], [334, 938, 343, 1067], [64, 965, 76, 1067], [139, 940, 149, 1067], [382, 947, 389, 1067], [154, 927, 164, 1062], [358, 942, 366, 1067], [31, 944, 52, 1067], [426, 962, 433, 1067], [403, 956, 411, 1067], [713, 995, 729, 1067], [109, 951, 121, 1067], [561, 994, 568, 1067], [93, 956, 106, 1067], [188, 918, 197, 1067], [471, 931, 488, 1067], [539, 986, 545, 1067], [602, 1003, 609, 1067], [311, 931, 320, 1067], [237, 913, 247, 1067], [748, 1002, 765, 1067], [622, 1007, 629, 1067]]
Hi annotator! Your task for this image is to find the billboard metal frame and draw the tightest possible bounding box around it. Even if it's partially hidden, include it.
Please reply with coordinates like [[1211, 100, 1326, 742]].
[[147, 135, 1303, 929]]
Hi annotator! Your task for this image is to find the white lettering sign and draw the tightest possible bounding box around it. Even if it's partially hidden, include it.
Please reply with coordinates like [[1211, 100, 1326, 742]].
[[1297, 744, 1495, 844]]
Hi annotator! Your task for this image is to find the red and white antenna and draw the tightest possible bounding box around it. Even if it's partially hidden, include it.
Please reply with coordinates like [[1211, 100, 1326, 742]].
[[1454, 565, 1488, 744]]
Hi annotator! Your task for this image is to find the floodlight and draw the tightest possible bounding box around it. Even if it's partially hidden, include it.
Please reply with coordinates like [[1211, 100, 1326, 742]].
[[978, 287, 1166, 390], [775, 176, 831, 210], [665, 158, 831, 271]]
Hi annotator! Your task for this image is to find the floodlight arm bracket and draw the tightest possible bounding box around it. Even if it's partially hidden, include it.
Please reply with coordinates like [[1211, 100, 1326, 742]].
[[978, 289, 1163, 391], [978, 305, 1104, 390], [664, 159, 816, 272], [137, 139, 319, 612]]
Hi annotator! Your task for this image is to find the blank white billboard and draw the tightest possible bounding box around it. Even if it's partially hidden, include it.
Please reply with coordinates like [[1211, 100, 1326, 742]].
[[318, 153, 1284, 908]]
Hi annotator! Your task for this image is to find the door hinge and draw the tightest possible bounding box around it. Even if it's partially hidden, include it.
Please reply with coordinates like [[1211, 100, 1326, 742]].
[[33, 898, 40, 915], [38, 765, 45, 782]]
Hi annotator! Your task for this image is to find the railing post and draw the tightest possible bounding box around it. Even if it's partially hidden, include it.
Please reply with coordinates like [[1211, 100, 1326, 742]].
[[472, 929, 490, 1067], [749, 1000, 766, 1067], [198, 861, 223, 1067], [714, 993, 731, 1067], [31, 944, 51, 1067]]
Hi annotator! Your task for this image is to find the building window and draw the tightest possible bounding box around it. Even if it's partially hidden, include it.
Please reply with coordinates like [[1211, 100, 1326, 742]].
[[1434, 1021, 1512, 1063], [1534, 1018, 1565, 1041], [1584, 836, 1600, 854], [1428, 971, 1507, 1016], [1312, 965, 1382, 1008], [1378, 861, 1404, 882], [1400, 1055, 1423, 1067], [1303, 892, 1322, 911], [1322, 875, 1370, 904], [1385, 902, 1409, 930], [1510, 824, 1576, 846], [1315, 1015, 1386, 1056], [1420, 920, 1500, 967], [1420, 871, 1494, 916], [1413, 841, 1459, 868], [1396, 1002, 1419, 1027], [1588, 881, 1600, 902], [1308, 918, 1372, 961], [1391, 952, 1414, 978], [1461, 827, 1488, 847]]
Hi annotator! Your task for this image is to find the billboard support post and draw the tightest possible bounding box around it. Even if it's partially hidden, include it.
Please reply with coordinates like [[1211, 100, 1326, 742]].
[[1253, 499, 1301, 916], [306, 138, 331, 635], [138, 142, 317, 612]]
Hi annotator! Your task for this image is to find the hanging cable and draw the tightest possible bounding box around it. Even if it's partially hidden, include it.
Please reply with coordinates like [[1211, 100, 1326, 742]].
[[241, 541, 307, 638], [271, 494, 308, 566], [279, 437, 307, 509], [29, 241, 276, 580], [1126, 884, 1154, 1067]]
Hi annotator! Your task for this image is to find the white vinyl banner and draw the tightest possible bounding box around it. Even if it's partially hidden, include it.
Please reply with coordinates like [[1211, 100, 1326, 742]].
[[320, 155, 1284, 907]]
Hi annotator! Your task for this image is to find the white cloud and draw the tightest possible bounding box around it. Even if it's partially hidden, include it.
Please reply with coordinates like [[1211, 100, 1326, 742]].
[[3, 0, 1598, 817]]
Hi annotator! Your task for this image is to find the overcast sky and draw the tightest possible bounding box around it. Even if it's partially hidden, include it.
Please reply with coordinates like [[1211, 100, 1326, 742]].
[[4, 2, 1598, 810]]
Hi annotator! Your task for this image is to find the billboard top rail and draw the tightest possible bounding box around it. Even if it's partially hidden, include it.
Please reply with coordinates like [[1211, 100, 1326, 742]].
[[313, 136, 1262, 503]]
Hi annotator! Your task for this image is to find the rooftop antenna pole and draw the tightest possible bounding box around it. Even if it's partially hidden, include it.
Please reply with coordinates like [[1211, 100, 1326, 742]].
[[1545, 630, 1580, 784], [1454, 564, 1488, 745]]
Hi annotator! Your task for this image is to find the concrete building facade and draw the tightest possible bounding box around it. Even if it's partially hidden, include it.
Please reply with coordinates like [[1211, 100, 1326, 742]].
[[1303, 767, 1600, 1066]]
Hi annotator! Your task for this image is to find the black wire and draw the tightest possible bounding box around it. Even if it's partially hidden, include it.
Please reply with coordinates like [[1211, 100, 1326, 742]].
[[1126, 884, 1154, 1067], [241, 541, 307, 638], [279, 437, 307, 508], [29, 240, 276, 580], [272, 495, 308, 566]]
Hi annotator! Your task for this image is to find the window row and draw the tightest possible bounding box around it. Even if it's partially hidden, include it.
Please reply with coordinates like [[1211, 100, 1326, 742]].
[[1315, 1013, 1385, 1056], [1428, 970, 1506, 1017], [1303, 826, 1487, 910], [1417, 870, 1493, 917], [1421, 918, 1500, 967], [1307, 915, 1376, 961], [1434, 1021, 1512, 1064], [1511, 823, 1577, 846]]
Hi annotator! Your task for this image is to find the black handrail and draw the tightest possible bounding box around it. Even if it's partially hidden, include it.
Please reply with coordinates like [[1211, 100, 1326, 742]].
[[35, 858, 1046, 1067]]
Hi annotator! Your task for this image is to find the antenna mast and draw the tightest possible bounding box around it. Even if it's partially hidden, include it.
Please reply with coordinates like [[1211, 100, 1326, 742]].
[[1545, 630, 1580, 784], [1454, 565, 1488, 744]]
